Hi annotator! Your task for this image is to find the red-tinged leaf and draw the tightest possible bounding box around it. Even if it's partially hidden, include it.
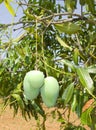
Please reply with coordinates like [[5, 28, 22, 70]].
[[82, 99, 95, 112]]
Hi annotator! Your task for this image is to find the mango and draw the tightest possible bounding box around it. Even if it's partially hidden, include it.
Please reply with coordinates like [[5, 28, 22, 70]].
[[23, 76, 40, 100], [23, 70, 44, 100], [40, 76, 59, 107], [24, 70, 44, 89]]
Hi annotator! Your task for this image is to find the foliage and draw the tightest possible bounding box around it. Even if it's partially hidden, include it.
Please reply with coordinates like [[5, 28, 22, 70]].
[[0, 0, 96, 129]]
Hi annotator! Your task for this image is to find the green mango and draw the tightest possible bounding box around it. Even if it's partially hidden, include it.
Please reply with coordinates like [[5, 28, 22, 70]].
[[24, 70, 45, 89], [23, 70, 45, 100], [23, 76, 40, 100], [40, 76, 59, 107]]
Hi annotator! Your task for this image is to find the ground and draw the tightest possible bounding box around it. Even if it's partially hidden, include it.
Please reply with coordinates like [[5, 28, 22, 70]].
[[0, 104, 90, 130]]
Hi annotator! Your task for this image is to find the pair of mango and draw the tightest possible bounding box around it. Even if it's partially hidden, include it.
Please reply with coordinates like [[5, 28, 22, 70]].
[[23, 70, 59, 107]]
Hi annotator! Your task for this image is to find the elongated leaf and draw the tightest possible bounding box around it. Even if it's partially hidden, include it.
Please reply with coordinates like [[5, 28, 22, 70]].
[[55, 22, 80, 34], [76, 67, 94, 93], [71, 93, 77, 112], [76, 91, 84, 117], [81, 107, 93, 125], [60, 59, 75, 71], [87, 65, 96, 74], [4, 0, 15, 16], [31, 101, 44, 116], [11, 94, 24, 109], [24, 10, 36, 20], [56, 35, 72, 51], [89, 32, 96, 43], [62, 82, 74, 105], [73, 48, 79, 65]]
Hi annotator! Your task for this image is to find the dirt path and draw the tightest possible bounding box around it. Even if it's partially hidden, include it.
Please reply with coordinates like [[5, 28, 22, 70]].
[[0, 105, 90, 130], [0, 106, 61, 130]]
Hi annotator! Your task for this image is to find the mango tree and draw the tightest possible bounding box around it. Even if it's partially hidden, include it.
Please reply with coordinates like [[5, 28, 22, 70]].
[[0, 0, 96, 129]]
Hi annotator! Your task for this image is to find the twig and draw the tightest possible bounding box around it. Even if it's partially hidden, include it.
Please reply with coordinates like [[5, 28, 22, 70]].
[[0, 12, 95, 31], [75, 34, 83, 52], [18, 1, 53, 14]]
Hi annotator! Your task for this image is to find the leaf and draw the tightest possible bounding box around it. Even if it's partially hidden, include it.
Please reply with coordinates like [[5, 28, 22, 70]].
[[87, 65, 96, 74], [4, 0, 15, 16], [11, 94, 24, 109], [71, 93, 77, 112], [24, 27, 35, 34], [81, 107, 93, 125], [56, 35, 72, 51], [60, 59, 75, 71], [76, 91, 84, 117], [65, 0, 77, 13], [0, 68, 4, 75], [76, 67, 94, 94], [12, 82, 22, 94], [31, 101, 44, 116], [15, 46, 25, 58], [82, 99, 94, 112], [73, 48, 79, 65], [86, 0, 95, 15], [24, 10, 36, 20], [12, 33, 25, 42], [0, 0, 3, 4], [62, 82, 74, 105], [55, 22, 80, 34], [90, 32, 96, 43], [79, 0, 85, 5]]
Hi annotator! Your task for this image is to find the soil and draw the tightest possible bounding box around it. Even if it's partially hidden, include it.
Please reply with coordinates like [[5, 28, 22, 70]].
[[0, 102, 90, 130]]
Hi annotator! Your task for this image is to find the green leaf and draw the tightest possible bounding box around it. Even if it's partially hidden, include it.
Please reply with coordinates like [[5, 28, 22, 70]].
[[73, 48, 79, 65], [75, 90, 84, 117], [12, 82, 22, 94], [65, 0, 77, 13], [87, 65, 96, 74], [79, 0, 85, 5], [0, 68, 4, 75], [89, 32, 96, 43], [0, 0, 3, 4], [60, 59, 75, 71], [24, 27, 35, 34], [71, 93, 77, 112], [62, 82, 74, 105], [4, 0, 15, 16], [56, 35, 72, 51], [55, 22, 80, 34], [81, 107, 93, 125], [15, 46, 25, 58], [24, 10, 36, 20], [31, 101, 44, 116], [11, 94, 24, 109], [76, 67, 94, 94], [86, 0, 95, 15]]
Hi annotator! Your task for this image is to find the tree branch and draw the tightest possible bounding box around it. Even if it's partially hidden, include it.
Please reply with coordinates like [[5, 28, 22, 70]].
[[0, 13, 95, 30]]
